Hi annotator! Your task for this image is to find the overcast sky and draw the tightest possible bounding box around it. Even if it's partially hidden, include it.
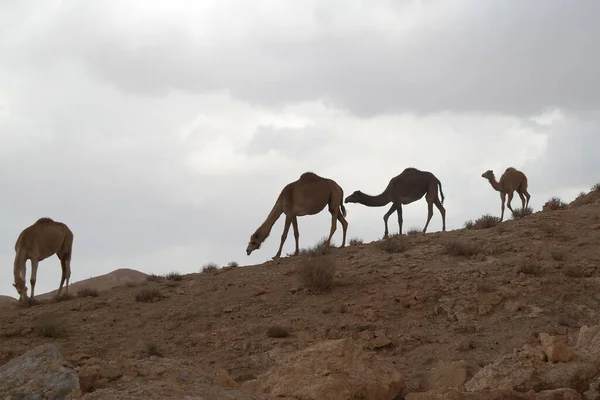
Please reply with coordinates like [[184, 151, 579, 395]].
[[1, 0, 598, 298]]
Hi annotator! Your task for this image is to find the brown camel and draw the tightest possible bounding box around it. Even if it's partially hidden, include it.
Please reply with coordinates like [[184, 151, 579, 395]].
[[345, 167, 446, 237], [246, 172, 348, 259], [13, 217, 74, 304], [481, 167, 531, 221]]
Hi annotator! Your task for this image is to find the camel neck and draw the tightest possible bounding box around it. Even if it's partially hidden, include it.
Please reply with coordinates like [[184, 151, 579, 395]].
[[354, 191, 391, 207], [486, 177, 502, 192], [256, 199, 284, 237]]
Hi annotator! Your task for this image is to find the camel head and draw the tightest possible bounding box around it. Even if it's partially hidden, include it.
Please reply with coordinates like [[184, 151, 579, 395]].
[[13, 280, 28, 303], [246, 231, 265, 255], [344, 190, 363, 204], [481, 170, 495, 180]]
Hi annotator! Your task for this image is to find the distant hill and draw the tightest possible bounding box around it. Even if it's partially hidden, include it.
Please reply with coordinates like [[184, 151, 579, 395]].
[[38, 268, 148, 299]]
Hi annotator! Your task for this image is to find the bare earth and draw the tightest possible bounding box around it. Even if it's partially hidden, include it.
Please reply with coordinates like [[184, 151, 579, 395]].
[[1, 191, 600, 399]]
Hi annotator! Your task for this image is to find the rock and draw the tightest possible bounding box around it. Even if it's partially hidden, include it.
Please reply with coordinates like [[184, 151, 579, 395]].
[[242, 338, 403, 400], [539, 333, 571, 362], [405, 388, 581, 399], [576, 325, 600, 354], [0, 343, 80, 399], [583, 377, 600, 400], [213, 368, 239, 388], [99, 365, 123, 382], [422, 361, 471, 391]]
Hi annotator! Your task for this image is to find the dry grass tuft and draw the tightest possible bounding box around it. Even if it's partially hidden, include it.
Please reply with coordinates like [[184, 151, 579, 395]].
[[443, 239, 481, 257], [165, 271, 183, 281], [472, 214, 501, 229], [299, 237, 331, 256], [54, 293, 74, 302], [227, 261, 239, 268], [202, 263, 219, 273], [511, 206, 533, 220], [592, 183, 600, 192], [145, 342, 163, 357], [299, 255, 335, 293], [463, 220, 475, 230], [77, 288, 99, 298], [349, 237, 363, 246], [266, 325, 290, 338], [34, 314, 61, 338], [406, 226, 421, 235], [147, 274, 164, 282], [135, 288, 161, 303], [378, 234, 408, 253], [543, 197, 568, 211], [516, 258, 541, 275], [550, 249, 566, 261]]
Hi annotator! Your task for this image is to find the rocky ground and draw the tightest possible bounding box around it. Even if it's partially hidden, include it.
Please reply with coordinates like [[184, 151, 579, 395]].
[[1, 189, 600, 399]]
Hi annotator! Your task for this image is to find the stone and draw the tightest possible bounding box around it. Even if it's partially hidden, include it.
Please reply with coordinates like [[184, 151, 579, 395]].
[[539, 333, 571, 362], [0, 344, 80, 399]]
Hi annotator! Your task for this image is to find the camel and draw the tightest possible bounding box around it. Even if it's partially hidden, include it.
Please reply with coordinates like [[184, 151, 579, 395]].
[[246, 172, 349, 259], [13, 217, 74, 304], [481, 167, 531, 221], [344, 167, 446, 237]]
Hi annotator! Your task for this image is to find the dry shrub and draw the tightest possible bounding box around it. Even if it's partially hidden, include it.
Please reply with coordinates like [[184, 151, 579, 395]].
[[543, 197, 567, 211], [516, 258, 541, 275], [54, 293, 73, 302], [443, 239, 481, 257], [592, 183, 600, 192], [299, 237, 331, 256], [299, 255, 335, 293], [406, 226, 421, 235], [564, 265, 584, 278], [135, 288, 161, 303], [77, 288, 99, 298], [473, 214, 500, 229], [34, 314, 61, 338], [266, 325, 290, 338], [202, 263, 219, 273], [147, 274, 164, 282], [349, 237, 363, 246], [463, 220, 475, 230], [378, 234, 408, 253], [511, 206, 533, 220], [165, 271, 183, 281], [146, 342, 163, 357], [550, 249, 566, 261], [227, 261, 239, 268], [125, 282, 137, 288]]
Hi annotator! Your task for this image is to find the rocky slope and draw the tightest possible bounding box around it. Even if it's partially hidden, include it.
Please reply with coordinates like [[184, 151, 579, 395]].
[[1, 190, 600, 399]]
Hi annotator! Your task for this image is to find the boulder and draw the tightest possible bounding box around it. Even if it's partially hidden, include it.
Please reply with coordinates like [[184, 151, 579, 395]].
[[241, 337, 403, 400], [0, 343, 80, 399]]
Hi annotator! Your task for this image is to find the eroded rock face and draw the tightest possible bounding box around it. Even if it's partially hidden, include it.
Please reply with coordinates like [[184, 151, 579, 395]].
[[0, 344, 80, 399], [242, 337, 404, 400]]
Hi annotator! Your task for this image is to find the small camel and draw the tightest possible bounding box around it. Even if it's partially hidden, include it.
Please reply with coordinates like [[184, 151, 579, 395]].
[[481, 167, 531, 221], [246, 172, 349, 259], [344, 167, 446, 237], [13, 217, 74, 304]]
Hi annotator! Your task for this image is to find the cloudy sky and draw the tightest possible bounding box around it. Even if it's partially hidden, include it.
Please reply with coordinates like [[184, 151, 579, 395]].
[[1, 0, 598, 298]]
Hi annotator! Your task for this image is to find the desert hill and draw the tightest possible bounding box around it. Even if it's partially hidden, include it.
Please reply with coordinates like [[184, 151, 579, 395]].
[[36, 268, 148, 300], [1, 189, 600, 399], [0, 295, 17, 307]]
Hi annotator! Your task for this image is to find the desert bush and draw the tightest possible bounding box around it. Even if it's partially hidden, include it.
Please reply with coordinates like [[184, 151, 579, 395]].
[[165, 271, 183, 281], [77, 288, 99, 298], [443, 239, 481, 257], [592, 183, 600, 192], [543, 197, 567, 211], [472, 214, 500, 229], [201, 263, 219, 273], [516, 258, 541, 275], [34, 314, 61, 338], [135, 288, 161, 302], [299, 236, 331, 256], [550, 249, 566, 261], [227, 261, 239, 268], [378, 234, 408, 253], [349, 237, 363, 246], [145, 342, 163, 357], [463, 220, 475, 230], [299, 255, 335, 293], [54, 293, 73, 302], [125, 282, 137, 288], [511, 206, 533, 220], [266, 325, 290, 338], [406, 226, 421, 235], [146, 274, 164, 282]]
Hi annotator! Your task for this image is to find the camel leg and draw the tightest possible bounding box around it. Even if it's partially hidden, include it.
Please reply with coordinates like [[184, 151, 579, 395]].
[[337, 212, 348, 248], [274, 215, 293, 259], [64, 258, 71, 297], [524, 190, 531, 208], [291, 217, 300, 256], [506, 191, 515, 214], [30, 259, 39, 302], [325, 207, 339, 252], [500, 192, 506, 221], [423, 200, 434, 233], [396, 204, 404, 235], [433, 197, 446, 232], [518, 192, 526, 209], [57, 256, 67, 298], [382, 204, 397, 238]]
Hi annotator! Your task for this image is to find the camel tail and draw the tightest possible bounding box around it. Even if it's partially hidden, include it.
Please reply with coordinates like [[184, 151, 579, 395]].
[[437, 178, 445, 204]]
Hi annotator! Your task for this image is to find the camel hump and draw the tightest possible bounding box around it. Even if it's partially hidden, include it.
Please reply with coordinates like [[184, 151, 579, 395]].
[[299, 171, 321, 181], [403, 167, 421, 173], [35, 217, 55, 224]]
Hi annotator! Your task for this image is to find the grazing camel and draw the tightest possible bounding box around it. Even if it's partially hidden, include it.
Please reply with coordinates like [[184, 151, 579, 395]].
[[246, 172, 348, 259], [13, 217, 74, 304], [481, 167, 531, 221], [345, 167, 446, 237], [345, 167, 446, 238]]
